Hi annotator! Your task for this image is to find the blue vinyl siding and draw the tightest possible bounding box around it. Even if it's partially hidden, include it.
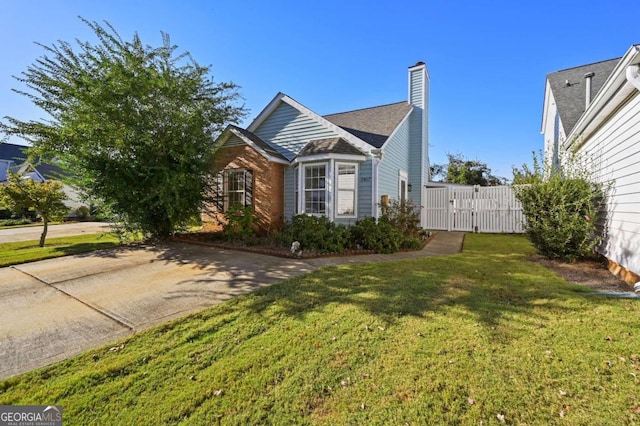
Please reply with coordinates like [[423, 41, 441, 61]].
[[408, 108, 424, 208], [357, 158, 373, 218], [378, 117, 411, 203], [283, 167, 295, 220], [409, 69, 424, 107], [253, 102, 338, 160]]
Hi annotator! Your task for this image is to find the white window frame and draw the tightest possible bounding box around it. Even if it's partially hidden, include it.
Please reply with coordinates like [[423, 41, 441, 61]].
[[302, 162, 328, 216], [224, 169, 249, 211], [334, 162, 358, 218]]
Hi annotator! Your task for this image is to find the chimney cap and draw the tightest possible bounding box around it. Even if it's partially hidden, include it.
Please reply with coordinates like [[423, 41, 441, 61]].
[[584, 72, 595, 78], [409, 61, 425, 68]]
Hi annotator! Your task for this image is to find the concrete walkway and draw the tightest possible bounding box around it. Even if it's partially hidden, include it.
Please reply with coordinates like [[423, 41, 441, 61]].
[[0, 231, 464, 380], [0, 222, 113, 243]]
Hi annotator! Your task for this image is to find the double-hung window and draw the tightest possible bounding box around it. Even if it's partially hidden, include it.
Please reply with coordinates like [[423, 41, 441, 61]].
[[303, 164, 326, 215], [213, 169, 253, 212], [336, 163, 356, 217]]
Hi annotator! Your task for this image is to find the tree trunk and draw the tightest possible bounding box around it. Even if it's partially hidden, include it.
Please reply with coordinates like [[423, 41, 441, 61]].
[[39, 216, 48, 247]]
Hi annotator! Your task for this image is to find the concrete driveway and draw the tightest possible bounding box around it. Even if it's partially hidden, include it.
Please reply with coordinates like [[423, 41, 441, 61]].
[[0, 222, 113, 243], [0, 233, 463, 379]]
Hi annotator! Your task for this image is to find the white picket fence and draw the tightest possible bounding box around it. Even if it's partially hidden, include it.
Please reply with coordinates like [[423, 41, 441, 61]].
[[422, 185, 525, 233]]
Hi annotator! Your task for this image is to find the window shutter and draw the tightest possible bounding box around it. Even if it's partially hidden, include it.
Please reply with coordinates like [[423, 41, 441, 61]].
[[244, 170, 253, 207], [214, 172, 224, 212]]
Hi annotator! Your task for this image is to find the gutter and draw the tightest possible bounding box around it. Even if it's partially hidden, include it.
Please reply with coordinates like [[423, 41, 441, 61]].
[[565, 44, 640, 150], [626, 63, 640, 90]]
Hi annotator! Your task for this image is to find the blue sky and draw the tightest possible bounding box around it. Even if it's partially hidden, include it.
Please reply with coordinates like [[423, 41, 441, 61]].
[[1, 0, 637, 179]]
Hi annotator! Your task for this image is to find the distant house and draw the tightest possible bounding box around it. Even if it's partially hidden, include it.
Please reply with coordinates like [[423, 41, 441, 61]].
[[210, 62, 430, 232], [0, 142, 84, 211], [541, 44, 640, 285]]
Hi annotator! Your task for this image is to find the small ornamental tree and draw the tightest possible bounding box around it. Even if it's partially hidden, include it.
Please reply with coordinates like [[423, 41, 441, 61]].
[[512, 151, 609, 261], [1, 18, 245, 239], [0, 172, 68, 246]]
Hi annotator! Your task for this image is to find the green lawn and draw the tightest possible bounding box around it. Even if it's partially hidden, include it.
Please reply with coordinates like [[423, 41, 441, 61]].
[[1, 234, 639, 424], [0, 233, 120, 267]]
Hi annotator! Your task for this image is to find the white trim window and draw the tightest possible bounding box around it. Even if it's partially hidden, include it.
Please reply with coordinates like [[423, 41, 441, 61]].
[[303, 163, 327, 215], [214, 169, 253, 212], [335, 163, 357, 217]]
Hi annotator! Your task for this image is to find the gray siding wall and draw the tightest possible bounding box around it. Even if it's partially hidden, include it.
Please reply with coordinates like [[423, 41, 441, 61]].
[[357, 158, 373, 218], [409, 68, 424, 107], [378, 117, 411, 203], [253, 102, 338, 160], [408, 108, 424, 208], [578, 92, 640, 275], [283, 166, 295, 221]]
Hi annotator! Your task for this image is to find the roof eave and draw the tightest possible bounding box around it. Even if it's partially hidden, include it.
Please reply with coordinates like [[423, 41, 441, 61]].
[[229, 127, 290, 165], [291, 153, 367, 166], [566, 44, 640, 149]]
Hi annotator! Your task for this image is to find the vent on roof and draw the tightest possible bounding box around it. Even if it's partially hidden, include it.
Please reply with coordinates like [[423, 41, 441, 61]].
[[565, 79, 571, 87], [584, 72, 595, 108]]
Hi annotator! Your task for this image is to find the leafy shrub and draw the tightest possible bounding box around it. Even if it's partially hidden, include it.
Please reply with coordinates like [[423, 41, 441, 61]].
[[223, 206, 256, 241], [400, 236, 423, 250], [0, 218, 33, 227], [275, 215, 350, 254], [0, 209, 12, 220], [380, 199, 421, 237], [513, 151, 608, 261], [350, 217, 402, 254], [75, 206, 91, 220]]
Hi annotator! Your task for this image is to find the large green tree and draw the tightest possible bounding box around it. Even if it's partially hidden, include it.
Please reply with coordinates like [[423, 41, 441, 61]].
[[431, 153, 506, 186], [0, 172, 68, 247], [1, 19, 245, 238]]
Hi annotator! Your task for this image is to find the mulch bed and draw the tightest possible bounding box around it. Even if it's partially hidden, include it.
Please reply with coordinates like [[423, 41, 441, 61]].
[[530, 254, 635, 293], [172, 232, 433, 260]]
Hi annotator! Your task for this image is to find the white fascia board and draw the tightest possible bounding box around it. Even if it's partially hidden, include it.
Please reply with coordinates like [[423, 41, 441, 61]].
[[540, 80, 553, 134], [228, 128, 290, 165], [291, 153, 366, 166], [278, 95, 376, 154], [566, 45, 640, 149], [246, 92, 287, 132], [379, 106, 414, 150], [18, 163, 46, 182]]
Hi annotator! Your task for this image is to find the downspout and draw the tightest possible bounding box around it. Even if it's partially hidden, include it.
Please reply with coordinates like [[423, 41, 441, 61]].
[[626, 64, 640, 90], [371, 149, 383, 219]]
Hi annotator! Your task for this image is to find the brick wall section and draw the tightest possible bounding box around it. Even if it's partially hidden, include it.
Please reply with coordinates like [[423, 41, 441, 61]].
[[210, 145, 285, 232]]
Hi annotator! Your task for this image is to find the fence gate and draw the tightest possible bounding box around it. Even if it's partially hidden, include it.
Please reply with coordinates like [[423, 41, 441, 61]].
[[423, 185, 525, 233]]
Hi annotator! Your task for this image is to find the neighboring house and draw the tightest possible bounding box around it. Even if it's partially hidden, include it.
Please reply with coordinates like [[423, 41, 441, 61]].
[[541, 44, 640, 284], [0, 142, 84, 211], [211, 62, 430, 232]]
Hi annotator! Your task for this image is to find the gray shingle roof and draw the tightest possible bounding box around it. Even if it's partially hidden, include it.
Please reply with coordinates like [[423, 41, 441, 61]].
[[297, 137, 365, 158], [547, 58, 620, 135], [323, 101, 412, 148], [228, 125, 288, 161], [0, 143, 66, 180]]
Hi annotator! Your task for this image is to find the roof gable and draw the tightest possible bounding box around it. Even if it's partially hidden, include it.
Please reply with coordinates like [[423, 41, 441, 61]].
[[214, 125, 289, 164], [0, 143, 66, 180], [323, 102, 412, 149], [248, 93, 387, 157], [547, 58, 620, 135]]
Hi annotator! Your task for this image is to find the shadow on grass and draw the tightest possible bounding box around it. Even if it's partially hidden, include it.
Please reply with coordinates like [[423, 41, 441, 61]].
[[238, 251, 580, 342]]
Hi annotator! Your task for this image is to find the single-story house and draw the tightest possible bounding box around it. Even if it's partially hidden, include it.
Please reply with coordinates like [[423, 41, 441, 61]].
[[541, 44, 640, 285], [0, 142, 85, 211], [210, 62, 430, 232]]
